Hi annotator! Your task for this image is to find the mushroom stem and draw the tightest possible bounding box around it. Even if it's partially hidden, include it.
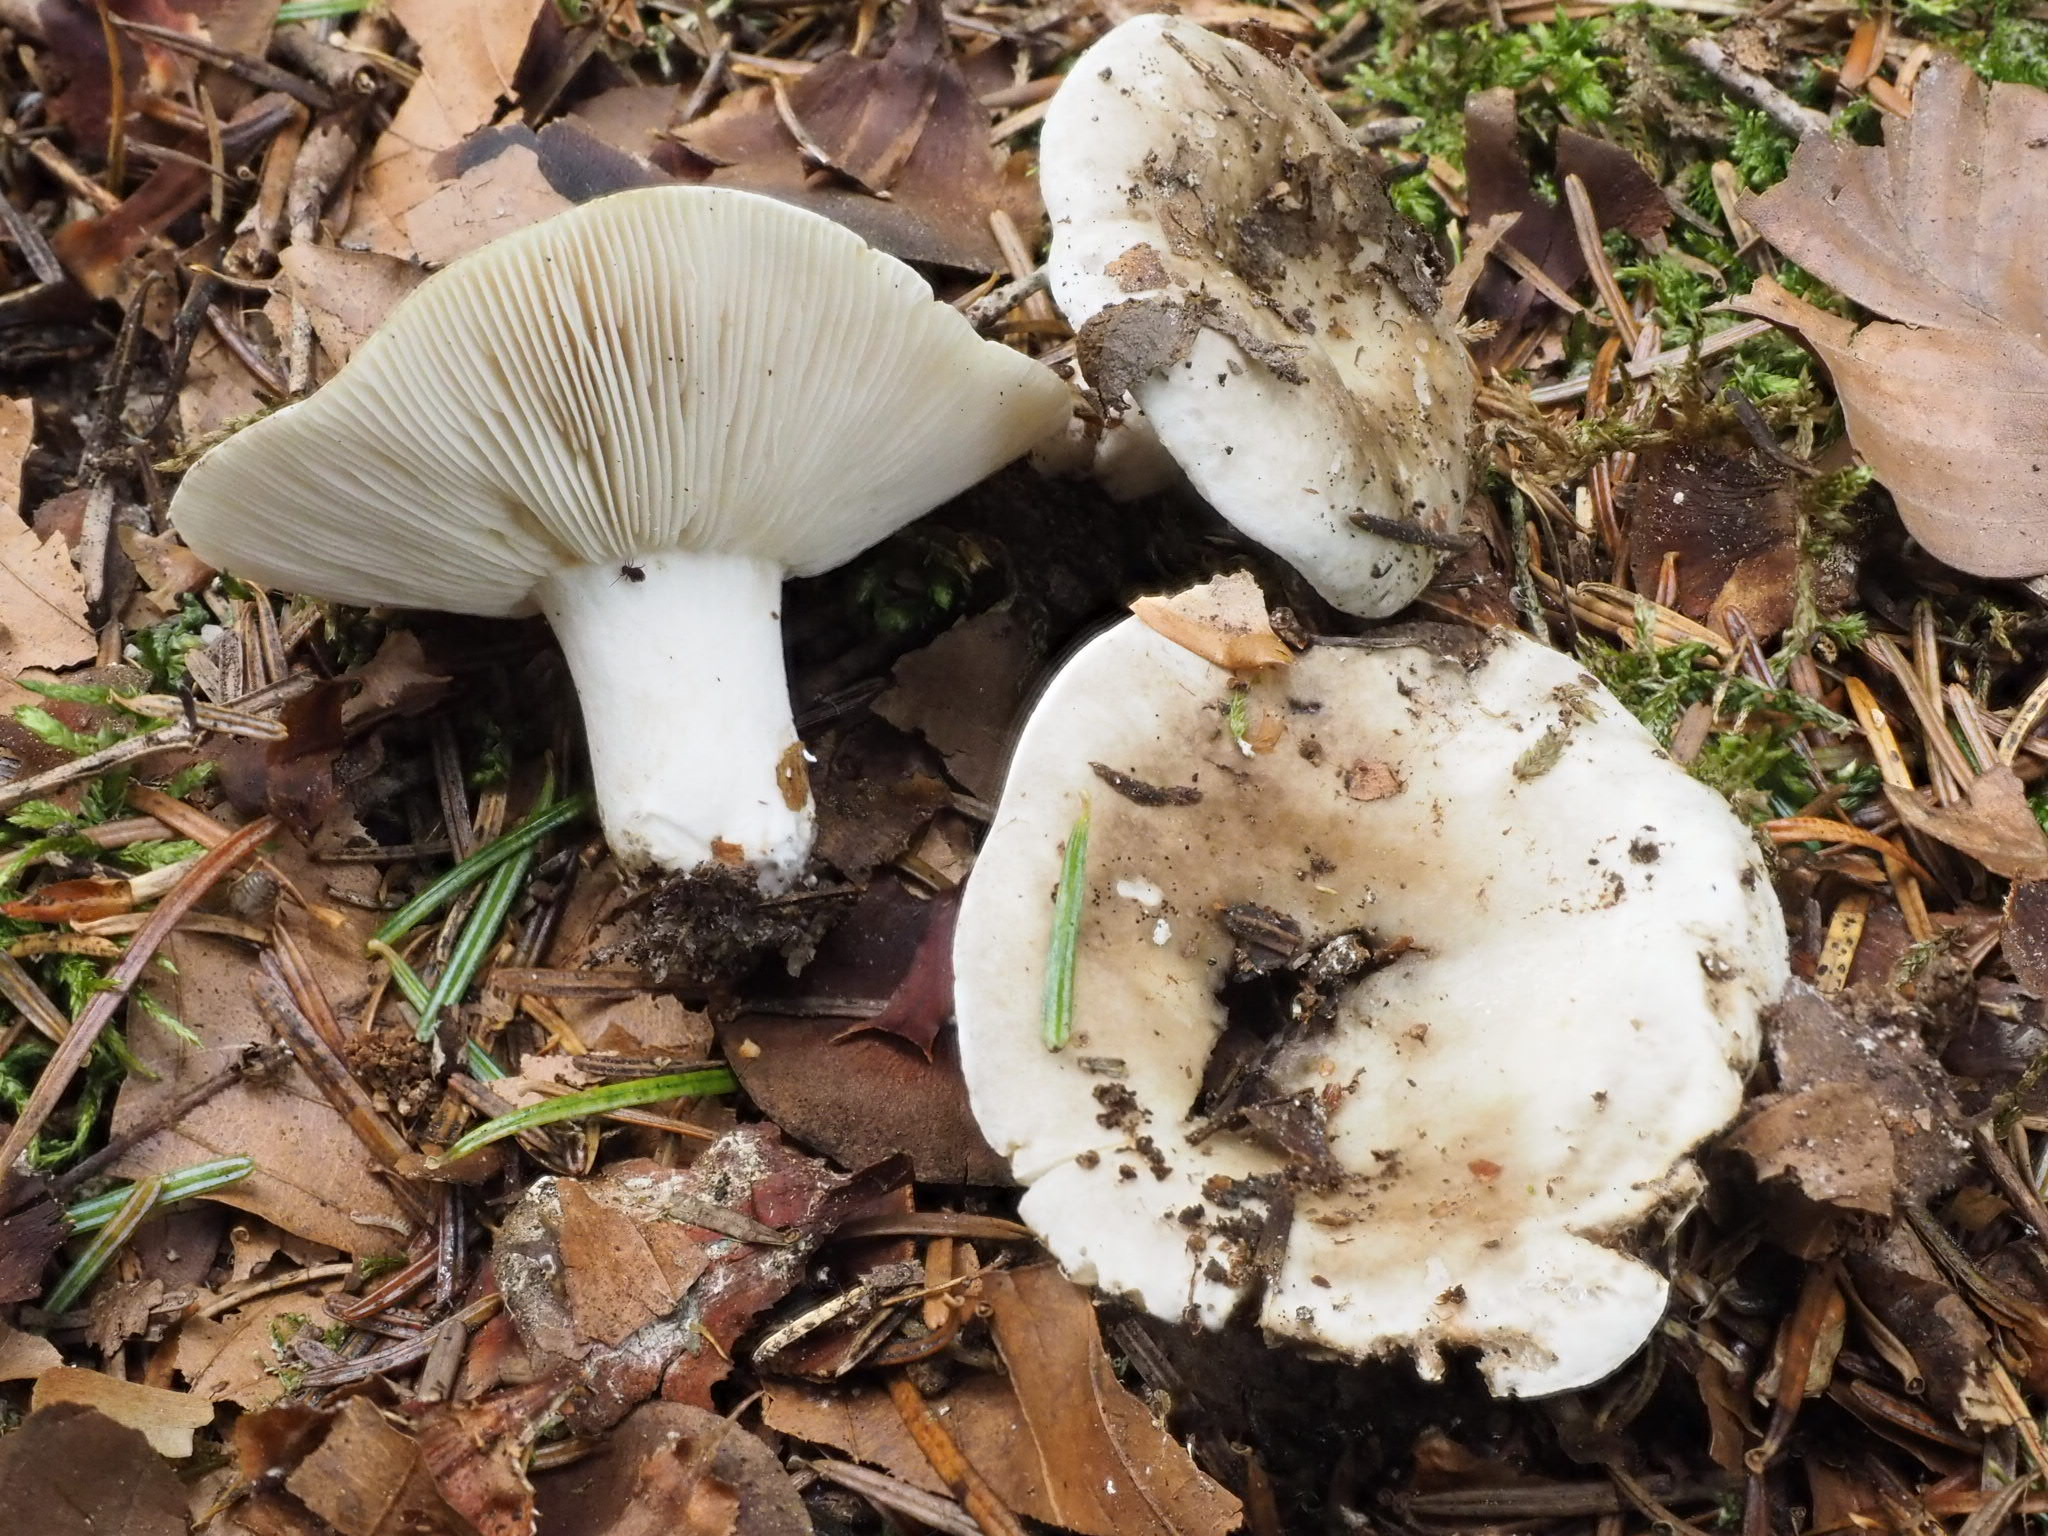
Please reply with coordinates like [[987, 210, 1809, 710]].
[[536, 550, 811, 889]]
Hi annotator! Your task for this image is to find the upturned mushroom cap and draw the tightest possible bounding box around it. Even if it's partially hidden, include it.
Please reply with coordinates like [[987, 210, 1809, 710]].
[[952, 613, 1787, 1395], [169, 186, 1069, 885], [1038, 16, 1476, 617], [170, 185, 1070, 615]]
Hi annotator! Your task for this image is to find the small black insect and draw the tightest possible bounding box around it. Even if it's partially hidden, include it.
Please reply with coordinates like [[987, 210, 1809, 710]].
[[619, 562, 646, 584]]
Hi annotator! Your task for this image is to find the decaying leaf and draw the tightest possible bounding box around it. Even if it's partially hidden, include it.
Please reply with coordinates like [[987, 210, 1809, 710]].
[[2004, 878, 2048, 998], [0, 397, 96, 677], [496, 1128, 904, 1430], [32, 1365, 217, 1458], [1464, 90, 1671, 354], [1626, 441, 1802, 636], [1885, 765, 2048, 880], [872, 607, 1039, 801], [281, 1395, 472, 1536], [1725, 983, 1969, 1258], [981, 1264, 1242, 1536], [411, 1381, 566, 1536], [670, 0, 1037, 271], [174, 1290, 331, 1410], [111, 845, 416, 1253], [0, 1317, 64, 1381], [0, 1403, 188, 1536], [1131, 571, 1293, 671], [1735, 59, 2048, 576], [536, 1403, 811, 1536], [347, 0, 553, 258], [724, 879, 1006, 1183], [763, 1269, 1241, 1535], [278, 244, 432, 373]]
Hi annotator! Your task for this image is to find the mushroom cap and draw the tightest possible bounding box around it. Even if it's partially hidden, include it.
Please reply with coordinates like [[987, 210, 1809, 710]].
[[1038, 16, 1476, 618], [170, 186, 1071, 616], [952, 616, 1787, 1395]]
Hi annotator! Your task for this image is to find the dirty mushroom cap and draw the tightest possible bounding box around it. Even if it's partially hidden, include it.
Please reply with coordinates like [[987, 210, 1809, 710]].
[[170, 186, 1070, 886], [1038, 15, 1476, 618], [953, 614, 1787, 1395]]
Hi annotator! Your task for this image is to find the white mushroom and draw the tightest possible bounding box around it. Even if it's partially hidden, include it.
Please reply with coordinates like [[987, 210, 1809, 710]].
[[952, 611, 1787, 1395], [1038, 16, 1476, 617], [170, 186, 1070, 889]]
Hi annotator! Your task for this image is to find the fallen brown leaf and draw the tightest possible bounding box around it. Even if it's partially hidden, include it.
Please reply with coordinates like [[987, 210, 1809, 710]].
[[726, 879, 1006, 1182], [1626, 440, 1800, 636], [979, 1264, 1242, 1536], [0, 1316, 64, 1381], [1735, 58, 2048, 576], [536, 1403, 811, 1536], [1464, 91, 1671, 355], [873, 607, 1039, 801], [347, 0, 552, 258], [174, 1290, 330, 1410], [278, 244, 431, 373], [403, 141, 575, 266], [670, 0, 1037, 271], [284, 1395, 472, 1536], [411, 1382, 566, 1536], [497, 1131, 905, 1430], [111, 842, 416, 1253], [1885, 765, 2048, 880], [0, 394, 30, 510], [0, 397, 96, 676], [0, 1402, 188, 1536], [0, 1191, 68, 1304], [558, 1179, 711, 1348], [32, 1364, 217, 1457]]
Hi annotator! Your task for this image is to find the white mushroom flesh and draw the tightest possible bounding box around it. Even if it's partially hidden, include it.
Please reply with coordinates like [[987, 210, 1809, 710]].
[[1039, 15, 1476, 617], [953, 618, 1787, 1395], [170, 186, 1071, 888]]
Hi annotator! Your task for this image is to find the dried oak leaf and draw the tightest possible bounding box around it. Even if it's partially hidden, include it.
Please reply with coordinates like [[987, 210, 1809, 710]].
[[0, 1402, 187, 1536], [535, 1403, 811, 1536], [0, 399, 95, 676], [1734, 58, 2048, 576]]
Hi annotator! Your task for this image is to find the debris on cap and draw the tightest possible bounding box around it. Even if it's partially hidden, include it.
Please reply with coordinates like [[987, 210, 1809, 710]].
[[952, 596, 1788, 1396], [1038, 15, 1477, 619]]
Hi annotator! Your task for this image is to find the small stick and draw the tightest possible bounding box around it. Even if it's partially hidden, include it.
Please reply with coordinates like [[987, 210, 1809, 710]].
[[887, 1375, 1028, 1536], [1564, 173, 1639, 349], [0, 818, 277, 1185], [113, 17, 335, 111], [254, 952, 419, 1179], [1680, 37, 1828, 138], [963, 268, 1049, 330]]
